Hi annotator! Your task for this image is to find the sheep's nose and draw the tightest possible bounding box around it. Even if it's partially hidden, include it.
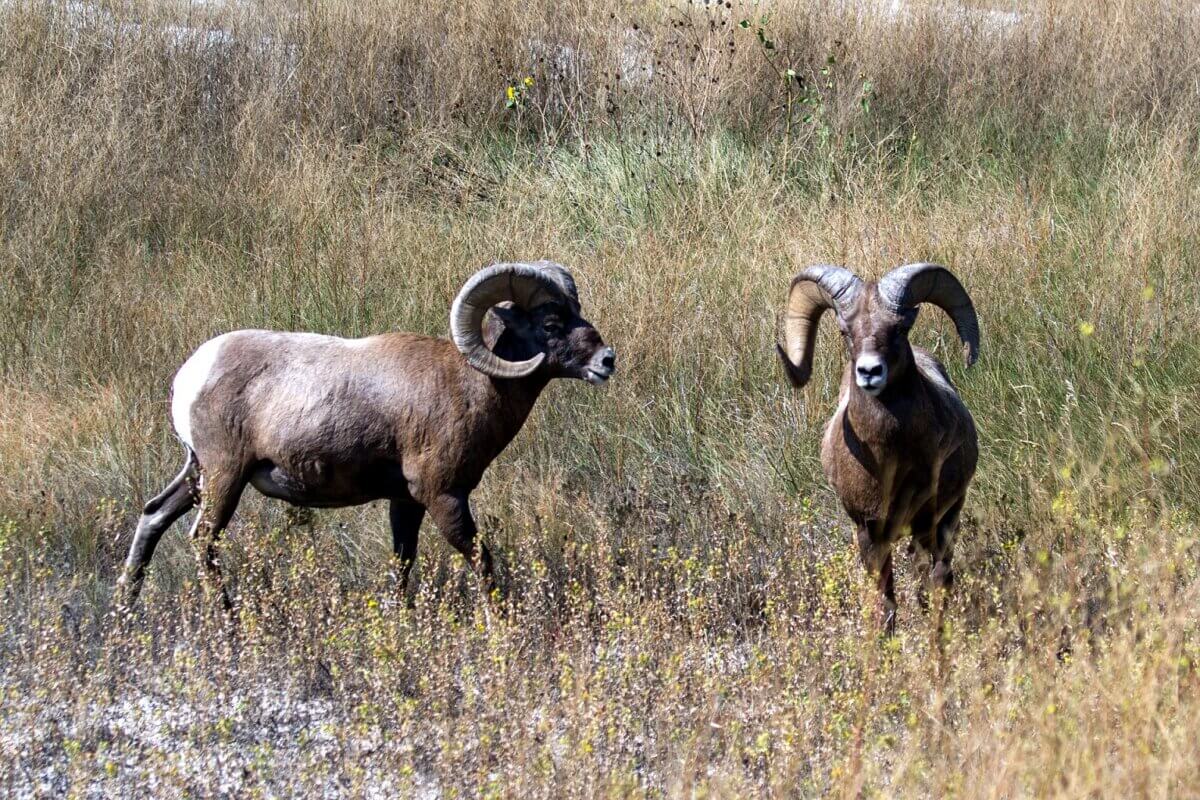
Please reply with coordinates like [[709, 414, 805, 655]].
[[854, 355, 887, 393], [856, 361, 884, 378], [599, 348, 616, 371]]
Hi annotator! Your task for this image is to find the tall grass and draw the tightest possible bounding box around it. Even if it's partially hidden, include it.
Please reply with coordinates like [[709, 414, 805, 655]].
[[2, 0, 1199, 796]]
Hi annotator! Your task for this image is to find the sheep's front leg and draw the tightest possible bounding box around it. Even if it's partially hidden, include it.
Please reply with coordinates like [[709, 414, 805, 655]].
[[427, 491, 497, 598], [856, 524, 897, 635]]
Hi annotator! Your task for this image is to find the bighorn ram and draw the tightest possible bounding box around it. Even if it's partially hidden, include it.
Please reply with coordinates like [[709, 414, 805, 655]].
[[776, 263, 980, 630], [116, 261, 616, 610]]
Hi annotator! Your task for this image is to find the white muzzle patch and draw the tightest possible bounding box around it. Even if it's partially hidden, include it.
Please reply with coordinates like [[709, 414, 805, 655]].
[[854, 353, 887, 396], [584, 347, 616, 385]]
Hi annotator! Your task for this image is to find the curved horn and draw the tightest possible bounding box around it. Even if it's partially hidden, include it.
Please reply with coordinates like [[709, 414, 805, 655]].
[[776, 265, 863, 388], [530, 259, 580, 310], [450, 261, 574, 379], [877, 262, 980, 367]]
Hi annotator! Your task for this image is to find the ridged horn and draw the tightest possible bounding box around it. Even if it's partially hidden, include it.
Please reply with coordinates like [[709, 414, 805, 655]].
[[776, 265, 863, 388], [877, 262, 980, 367], [531, 259, 580, 310], [450, 261, 575, 379]]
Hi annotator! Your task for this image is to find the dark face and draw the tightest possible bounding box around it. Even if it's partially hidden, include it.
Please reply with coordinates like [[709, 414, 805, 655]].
[[489, 302, 616, 384], [836, 289, 916, 397]]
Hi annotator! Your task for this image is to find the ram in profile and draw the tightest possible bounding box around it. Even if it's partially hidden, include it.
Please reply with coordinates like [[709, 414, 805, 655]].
[[777, 262, 980, 631], [116, 260, 616, 612]]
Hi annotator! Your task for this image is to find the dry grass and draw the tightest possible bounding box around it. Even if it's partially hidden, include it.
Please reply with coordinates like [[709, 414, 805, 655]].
[[2, 0, 1200, 796]]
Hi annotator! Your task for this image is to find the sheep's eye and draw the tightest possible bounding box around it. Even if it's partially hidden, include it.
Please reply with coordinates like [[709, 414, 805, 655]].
[[542, 319, 563, 334]]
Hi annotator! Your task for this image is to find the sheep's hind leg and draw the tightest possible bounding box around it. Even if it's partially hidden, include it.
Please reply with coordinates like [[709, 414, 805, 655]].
[[924, 497, 963, 661], [908, 510, 937, 612], [189, 466, 247, 617], [930, 497, 964, 592], [116, 453, 199, 611], [876, 552, 897, 635], [389, 500, 425, 593]]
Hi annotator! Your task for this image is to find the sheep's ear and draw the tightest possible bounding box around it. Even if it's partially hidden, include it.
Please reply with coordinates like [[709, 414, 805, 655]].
[[483, 303, 527, 348], [488, 303, 524, 329]]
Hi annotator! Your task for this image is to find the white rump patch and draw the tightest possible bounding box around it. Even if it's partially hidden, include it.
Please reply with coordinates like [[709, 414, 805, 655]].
[[171, 333, 233, 448]]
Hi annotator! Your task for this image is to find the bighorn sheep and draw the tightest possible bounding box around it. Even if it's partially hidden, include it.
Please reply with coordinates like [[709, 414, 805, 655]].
[[776, 263, 979, 630], [116, 261, 616, 610]]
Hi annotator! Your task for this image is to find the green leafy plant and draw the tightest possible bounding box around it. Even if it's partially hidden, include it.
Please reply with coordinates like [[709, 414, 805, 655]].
[[505, 75, 535, 111]]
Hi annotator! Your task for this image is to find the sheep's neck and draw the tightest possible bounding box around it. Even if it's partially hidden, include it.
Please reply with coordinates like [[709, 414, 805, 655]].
[[478, 371, 551, 447]]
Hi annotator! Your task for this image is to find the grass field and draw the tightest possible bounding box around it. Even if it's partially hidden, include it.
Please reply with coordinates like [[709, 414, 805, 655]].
[[2, 0, 1199, 796]]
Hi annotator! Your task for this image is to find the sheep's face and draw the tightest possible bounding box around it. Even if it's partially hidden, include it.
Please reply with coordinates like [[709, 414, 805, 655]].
[[489, 303, 616, 385], [837, 290, 917, 397]]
